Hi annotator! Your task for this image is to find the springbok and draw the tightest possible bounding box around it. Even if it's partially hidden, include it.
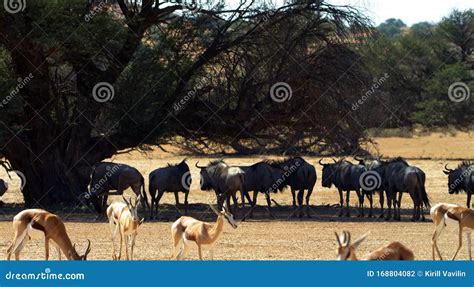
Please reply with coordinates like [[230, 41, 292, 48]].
[[431, 203, 473, 260], [171, 203, 238, 260], [6, 209, 91, 260], [335, 231, 414, 260], [107, 196, 144, 260]]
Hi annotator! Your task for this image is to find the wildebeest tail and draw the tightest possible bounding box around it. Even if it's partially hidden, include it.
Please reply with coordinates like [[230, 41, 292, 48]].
[[141, 177, 150, 208], [416, 172, 430, 208]]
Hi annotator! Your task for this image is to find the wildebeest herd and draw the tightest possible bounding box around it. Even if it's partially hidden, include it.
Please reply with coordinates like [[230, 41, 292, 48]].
[[82, 157, 472, 222], [2, 156, 474, 261]]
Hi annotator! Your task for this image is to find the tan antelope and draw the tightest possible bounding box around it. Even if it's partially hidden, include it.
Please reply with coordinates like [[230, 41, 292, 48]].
[[107, 196, 144, 260], [431, 203, 473, 260], [171, 203, 238, 260], [6, 209, 91, 260], [335, 231, 414, 260]]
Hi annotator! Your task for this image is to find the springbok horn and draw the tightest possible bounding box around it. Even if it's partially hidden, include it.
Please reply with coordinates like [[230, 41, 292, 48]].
[[84, 240, 91, 255], [122, 196, 131, 207], [195, 161, 205, 168], [209, 204, 220, 215], [335, 232, 342, 247], [345, 231, 351, 244]]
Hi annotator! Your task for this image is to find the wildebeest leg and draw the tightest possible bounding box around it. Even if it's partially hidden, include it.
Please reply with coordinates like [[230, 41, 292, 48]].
[[149, 187, 156, 220], [467, 191, 472, 208], [378, 190, 385, 218], [366, 192, 373, 218], [297, 190, 304, 218], [408, 191, 417, 222], [154, 191, 164, 220], [356, 189, 364, 217], [184, 191, 189, 215], [345, 190, 351, 217], [264, 192, 275, 218], [174, 191, 181, 216], [291, 188, 297, 217], [337, 188, 344, 217], [248, 191, 258, 218], [244, 191, 252, 208], [385, 189, 392, 221], [305, 188, 313, 218], [396, 192, 403, 221]]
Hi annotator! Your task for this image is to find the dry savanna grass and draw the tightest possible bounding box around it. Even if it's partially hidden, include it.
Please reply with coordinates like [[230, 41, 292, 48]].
[[0, 132, 472, 260]]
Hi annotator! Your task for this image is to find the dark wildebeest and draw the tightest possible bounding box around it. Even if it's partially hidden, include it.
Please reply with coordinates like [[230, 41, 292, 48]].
[[354, 155, 385, 218], [0, 179, 7, 205], [320, 159, 368, 217], [88, 162, 149, 215], [196, 160, 244, 214], [149, 159, 191, 219], [443, 161, 474, 208], [0, 179, 7, 197], [238, 162, 285, 218], [267, 157, 316, 218], [376, 157, 430, 221]]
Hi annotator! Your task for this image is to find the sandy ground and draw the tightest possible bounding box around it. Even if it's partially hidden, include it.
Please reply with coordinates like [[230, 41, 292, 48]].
[[0, 132, 472, 260]]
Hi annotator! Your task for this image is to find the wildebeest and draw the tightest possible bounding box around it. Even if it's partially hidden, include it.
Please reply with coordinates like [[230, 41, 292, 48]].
[[238, 162, 285, 218], [375, 157, 430, 221], [354, 155, 385, 218], [0, 179, 7, 197], [88, 162, 149, 215], [0, 179, 8, 205], [443, 161, 474, 208], [149, 159, 191, 219], [196, 160, 244, 213], [267, 157, 316, 218], [320, 159, 367, 217]]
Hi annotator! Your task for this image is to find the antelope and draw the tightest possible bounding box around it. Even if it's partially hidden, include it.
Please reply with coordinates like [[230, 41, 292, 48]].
[[335, 231, 414, 260], [171, 202, 238, 260], [107, 196, 144, 260], [431, 203, 473, 260], [6, 209, 91, 260]]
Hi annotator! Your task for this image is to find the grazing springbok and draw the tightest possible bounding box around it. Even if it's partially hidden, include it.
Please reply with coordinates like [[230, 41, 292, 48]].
[[107, 196, 144, 260], [6, 209, 91, 260], [171, 203, 238, 260], [431, 203, 473, 260], [335, 231, 414, 260]]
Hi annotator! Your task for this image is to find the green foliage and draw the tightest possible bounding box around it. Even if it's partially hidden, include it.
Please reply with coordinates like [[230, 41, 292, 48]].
[[377, 18, 406, 37]]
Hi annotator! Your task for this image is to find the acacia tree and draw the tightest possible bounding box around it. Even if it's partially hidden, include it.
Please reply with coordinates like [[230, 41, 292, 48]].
[[0, 0, 371, 207]]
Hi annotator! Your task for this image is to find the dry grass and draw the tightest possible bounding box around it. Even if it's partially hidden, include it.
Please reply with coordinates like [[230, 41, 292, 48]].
[[0, 132, 472, 260]]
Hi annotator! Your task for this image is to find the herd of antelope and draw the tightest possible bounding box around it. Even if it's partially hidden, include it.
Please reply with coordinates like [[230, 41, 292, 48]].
[[2, 156, 473, 261]]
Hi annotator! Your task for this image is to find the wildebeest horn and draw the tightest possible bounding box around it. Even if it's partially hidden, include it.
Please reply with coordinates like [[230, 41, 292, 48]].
[[332, 158, 337, 163], [318, 159, 327, 166], [354, 155, 364, 161], [444, 163, 453, 172], [195, 161, 205, 168]]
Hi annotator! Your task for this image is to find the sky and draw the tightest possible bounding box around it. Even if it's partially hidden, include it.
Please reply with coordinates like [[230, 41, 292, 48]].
[[327, 0, 473, 25]]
